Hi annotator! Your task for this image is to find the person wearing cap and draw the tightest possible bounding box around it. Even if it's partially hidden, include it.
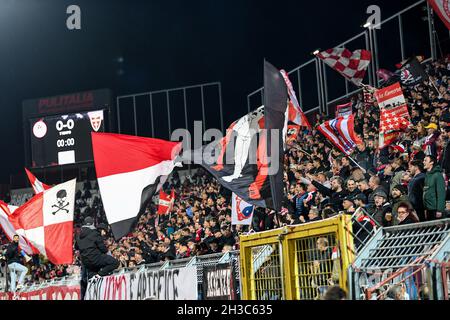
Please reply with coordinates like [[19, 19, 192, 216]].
[[342, 197, 356, 215], [423, 155, 446, 220], [408, 160, 426, 222], [75, 217, 119, 279], [423, 123, 440, 158], [391, 185, 413, 226], [369, 190, 392, 227]]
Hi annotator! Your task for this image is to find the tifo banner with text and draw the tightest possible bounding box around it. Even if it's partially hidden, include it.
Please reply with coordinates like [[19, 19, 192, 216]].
[[0, 285, 80, 300], [85, 266, 198, 300], [203, 264, 238, 300]]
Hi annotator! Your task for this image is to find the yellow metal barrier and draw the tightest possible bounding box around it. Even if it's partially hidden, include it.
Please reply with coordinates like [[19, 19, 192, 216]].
[[240, 215, 354, 300]]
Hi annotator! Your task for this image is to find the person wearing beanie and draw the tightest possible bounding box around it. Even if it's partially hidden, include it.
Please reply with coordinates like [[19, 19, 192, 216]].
[[391, 185, 413, 226]]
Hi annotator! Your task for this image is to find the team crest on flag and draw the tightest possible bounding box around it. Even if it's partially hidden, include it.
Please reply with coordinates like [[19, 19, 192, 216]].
[[232, 193, 254, 226], [88, 111, 104, 132]]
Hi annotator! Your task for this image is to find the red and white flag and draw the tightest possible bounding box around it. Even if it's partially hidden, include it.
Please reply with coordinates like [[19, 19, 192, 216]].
[[429, 0, 450, 30], [7, 179, 77, 265], [281, 70, 311, 128], [317, 114, 362, 156], [0, 201, 34, 255], [25, 168, 51, 195], [317, 48, 371, 86], [91, 133, 182, 240], [231, 193, 254, 226], [157, 189, 175, 215], [375, 83, 411, 149]]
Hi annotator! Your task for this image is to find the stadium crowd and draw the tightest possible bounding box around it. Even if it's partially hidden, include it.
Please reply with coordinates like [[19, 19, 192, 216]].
[[1, 56, 450, 289]]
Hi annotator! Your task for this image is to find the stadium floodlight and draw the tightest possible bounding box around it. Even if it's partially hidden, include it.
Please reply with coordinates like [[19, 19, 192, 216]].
[[312, 49, 320, 56], [363, 22, 372, 28]]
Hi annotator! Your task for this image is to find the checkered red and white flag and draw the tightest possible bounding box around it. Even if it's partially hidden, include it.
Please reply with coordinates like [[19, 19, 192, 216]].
[[8, 179, 76, 265], [317, 48, 371, 86]]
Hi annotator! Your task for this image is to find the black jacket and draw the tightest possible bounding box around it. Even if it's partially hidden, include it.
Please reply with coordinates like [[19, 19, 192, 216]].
[[5, 242, 22, 265], [442, 140, 450, 176], [76, 225, 108, 265], [408, 173, 426, 221], [312, 181, 348, 212]]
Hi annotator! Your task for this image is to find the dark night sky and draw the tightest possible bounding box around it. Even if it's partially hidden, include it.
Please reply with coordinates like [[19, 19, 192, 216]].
[[0, 0, 429, 182]]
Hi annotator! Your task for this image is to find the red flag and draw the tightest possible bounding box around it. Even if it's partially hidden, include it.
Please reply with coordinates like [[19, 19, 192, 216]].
[[25, 168, 51, 195], [317, 48, 371, 86], [281, 70, 312, 129], [429, 0, 450, 30], [0, 201, 34, 255], [375, 83, 411, 149], [8, 179, 76, 265], [158, 189, 175, 215]]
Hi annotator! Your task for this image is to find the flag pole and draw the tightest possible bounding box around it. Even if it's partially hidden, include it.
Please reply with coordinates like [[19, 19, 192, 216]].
[[347, 154, 367, 174]]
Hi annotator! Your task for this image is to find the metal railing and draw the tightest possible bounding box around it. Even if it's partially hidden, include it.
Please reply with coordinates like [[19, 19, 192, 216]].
[[247, 0, 441, 117], [349, 219, 450, 300], [116, 82, 223, 140]]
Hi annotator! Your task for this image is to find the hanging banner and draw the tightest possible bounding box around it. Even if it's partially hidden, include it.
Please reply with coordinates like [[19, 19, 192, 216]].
[[0, 285, 80, 300], [203, 264, 238, 300], [84, 266, 198, 300]]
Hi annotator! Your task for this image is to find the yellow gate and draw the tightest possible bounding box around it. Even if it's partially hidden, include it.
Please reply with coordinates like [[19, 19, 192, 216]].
[[240, 215, 354, 300]]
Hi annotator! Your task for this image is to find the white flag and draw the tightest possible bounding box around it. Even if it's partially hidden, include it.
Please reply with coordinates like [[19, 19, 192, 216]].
[[231, 193, 254, 226]]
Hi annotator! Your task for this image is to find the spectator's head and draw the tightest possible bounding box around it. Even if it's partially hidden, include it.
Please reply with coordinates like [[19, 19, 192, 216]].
[[357, 180, 369, 192], [425, 123, 438, 135], [374, 190, 388, 207], [222, 245, 233, 253], [353, 193, 367, 208], [308, 207, 320, 220], [13, 234, 19, 244], [391, 185, 407, 199], [369, 176, 380, 190], [323, 286, 347, 300], [346, 179, 357, 192], [342, 197, 354, 210], [331, 177, 343, 192], [83, 216, 94, 226], [316, 237, 328, 251], [409, 160, 424, 176], [423, 155, 437, 172]]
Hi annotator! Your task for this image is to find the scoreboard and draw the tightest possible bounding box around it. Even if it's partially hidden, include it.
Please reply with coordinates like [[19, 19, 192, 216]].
[[30, 110, 105, 168]]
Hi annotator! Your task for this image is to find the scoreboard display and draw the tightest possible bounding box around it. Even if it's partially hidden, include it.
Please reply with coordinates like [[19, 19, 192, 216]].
[[30, 110, 105, 168]]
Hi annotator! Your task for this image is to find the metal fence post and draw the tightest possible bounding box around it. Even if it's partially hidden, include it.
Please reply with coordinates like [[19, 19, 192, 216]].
[[398, 15, 406, 62], [427, 1, 437, 60], [133, 96, 138, 136], [116, 97, 121, 134]]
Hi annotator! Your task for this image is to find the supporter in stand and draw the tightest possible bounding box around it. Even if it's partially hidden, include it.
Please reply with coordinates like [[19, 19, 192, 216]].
[[4, 235, 29, 292], [0, 56, 449, 291]]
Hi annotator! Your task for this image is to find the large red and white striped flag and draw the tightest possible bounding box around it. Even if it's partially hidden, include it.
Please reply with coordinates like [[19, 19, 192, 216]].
[[25, 168, 51, 194], [317, 114, 362, 155], [0, 201, 34, 255], [7, 179, 77, 265], [91, 133, 182, 240], [429, 0, 450, 30], [317, 48, 371, 86]]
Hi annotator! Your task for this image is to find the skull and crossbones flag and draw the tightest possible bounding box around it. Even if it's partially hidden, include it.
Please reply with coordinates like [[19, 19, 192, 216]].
[[7, 179, 76, 265], [91, 133, 182, 240]]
